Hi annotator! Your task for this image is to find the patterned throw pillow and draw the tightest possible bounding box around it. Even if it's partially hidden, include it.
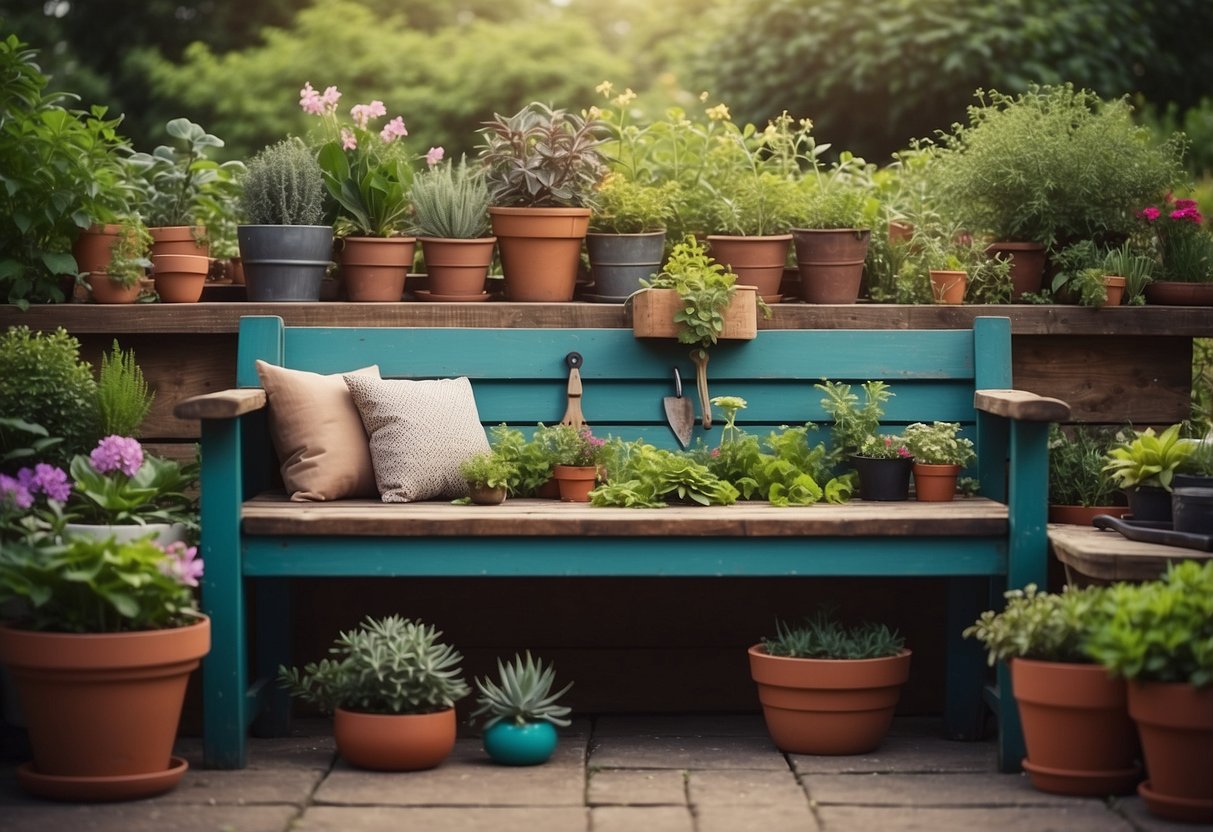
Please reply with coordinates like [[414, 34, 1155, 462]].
[[255, 361, 380, 501], [344, 375, 491, 502]]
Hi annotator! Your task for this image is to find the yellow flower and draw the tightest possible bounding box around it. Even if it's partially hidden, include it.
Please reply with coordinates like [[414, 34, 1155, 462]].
[[613, 88, 637, 107], [585, 105, 602, 120], [699, 91, 710, 102], [705, 103, 731, 122], [595, 80, 614, 97]]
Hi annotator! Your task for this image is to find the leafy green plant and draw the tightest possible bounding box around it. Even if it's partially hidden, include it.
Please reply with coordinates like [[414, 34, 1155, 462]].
[[0, 326, 100, 465], [590, 441, 739, 508], [962, 584, 1111, 666], [902, 422, 976, 466], [410, 155, 491, 239], [1086, 560, 1213, 687], [1102, 243, 1154, 305], [1103, 423, 1197, 491], [487, 424, 562, 497], [1048, 425, 1124, 507], [67, 436, 198, 530], [97, 216, 154, 288], [589, 174, 676, 234], [762, 611, 905, 660], [0, 417, 61, 475], [470, 651, 573, 728], [278, 615, 470, 715], [459, 451, 516, 490], [241, 138, 326, 226], [96, 340, 155, 438], [642, 236, 738, 348], [547, 425, 609, 468], [816, 379, 894, 460]]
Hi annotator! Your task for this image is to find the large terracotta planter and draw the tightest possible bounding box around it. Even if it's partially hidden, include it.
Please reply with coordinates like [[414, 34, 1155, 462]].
[[928, 270, 967, 304], [489, 207, 590, 302], [792, 228, 870, 303], [333, 707, 456, 771], [1127, 681, 1213, 823], [0, 616, 210, 801], [153, 253, 209, 303], [149, 226, 208, 259], [1144, 281, 1213, 306], [912, 462, 962, 502], [706, 234, 792, 301], [986, 241, 1045, 300], [340, 236, 415, 302], [84, 274, 141, 304], [1010, 658, 1140, 796], [420, 236, 496, 299], [748, 644, 911, 754], [552, 464, 598, 502], [631, 287, 758, 341], [73, 223, 123, 275]]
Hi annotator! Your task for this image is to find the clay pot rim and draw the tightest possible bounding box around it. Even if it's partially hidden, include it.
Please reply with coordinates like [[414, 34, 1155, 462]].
[[419, 236, 497, 244], [748, 643, 913, 665], [706, 233, 794, 242], [153, 254, 210, 271], [488, 206, 591, 216]]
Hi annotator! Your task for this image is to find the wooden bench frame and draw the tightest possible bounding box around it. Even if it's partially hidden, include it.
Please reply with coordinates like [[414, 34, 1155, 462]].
[[175, 314, 1069, 770]]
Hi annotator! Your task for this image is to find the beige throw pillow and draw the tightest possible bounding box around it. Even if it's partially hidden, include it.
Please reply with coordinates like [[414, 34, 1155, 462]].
[[255, 360, 380, 501], [343, 375, 490, 502]]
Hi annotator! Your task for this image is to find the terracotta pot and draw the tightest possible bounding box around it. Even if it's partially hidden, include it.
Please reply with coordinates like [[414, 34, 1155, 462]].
[[887, 220, 914, 246], [72, 223, 123, 275], [1144, 281, 1213, 306], [153, 254, 209, 303], [913, 462, 961, 502], [489, 207, 590, 302], [84, 274, 141, 304], [420, 237, 496, 298], [748, 644, 911, 754], [226, 257, 246, 285], [928, 270, 967, 304], [150, 226, 209, 259], [1102, 275, 1126, 307], [1047, 505, 1130, 526], [986, 241, 1045, 300], [552, 464, 598, 502], [340, 236, 415, 302], [1010, 658, 1140, 796], [468, 484, 507, 506], [1127, 681, 1213, 822], [631, 287, 758, 341], [792, 228, 871, 303], [706, 234, 792, 301], [0, 617, 210, 800], [850, 455, 913, 502], [536, 477, 562, 500], [333, 707, 456, 771]]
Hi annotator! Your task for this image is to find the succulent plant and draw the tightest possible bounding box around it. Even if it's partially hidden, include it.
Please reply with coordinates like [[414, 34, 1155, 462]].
[[471, 651, 573, 728], [762, 611, 904, 660]]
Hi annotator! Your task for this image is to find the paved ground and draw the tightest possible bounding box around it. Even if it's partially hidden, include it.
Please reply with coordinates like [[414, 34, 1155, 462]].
[[0, 715, 1203, 832]]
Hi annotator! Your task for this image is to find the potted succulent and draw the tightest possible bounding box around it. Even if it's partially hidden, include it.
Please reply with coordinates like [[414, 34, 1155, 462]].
[[586, 174, 675, 301], [1086, 560, 1213, 822], [902, 421, 976, 502], [0, 469, 209, 801], [479, 102, 607, 301], [278, 615, 470, 771], [471, 651, 573, 765], [301, 83, 439, 302], [792, 158, 877, 304], [963, 584, 1140, 796], [1139, 195, 1213, 305], [238, 138, 332, 302], [459, 450, 516, 506], [548, 425, 609, 502], [410, 155, 496, 300], [817, 379, 912, 501], [1102, 423, 1196, 522], [748, 611, 910, 754], [1046, 425, 1129, 526]]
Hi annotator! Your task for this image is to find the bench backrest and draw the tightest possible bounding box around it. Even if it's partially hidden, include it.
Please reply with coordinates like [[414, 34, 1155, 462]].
[[236, 315, 1012, 451]]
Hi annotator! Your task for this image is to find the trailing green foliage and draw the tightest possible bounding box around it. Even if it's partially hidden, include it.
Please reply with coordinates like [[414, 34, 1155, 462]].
[[642, 236, 737, 348], [411, 156, 492, 239], [471, 651, 573, 728], [459, 450, 517, 490], [963, 584, 1111, 666], [763, 611, 905, 660], [1047, 425, 1124, 507], [278, 615, 470, 715], [241, 138, 326, 226], [96, 340, 155, 438]]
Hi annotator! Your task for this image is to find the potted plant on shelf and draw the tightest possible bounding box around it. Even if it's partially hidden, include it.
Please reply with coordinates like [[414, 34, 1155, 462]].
[[82, 216, 153, 305], [792, 152, 877, 304], [459, 450, 516, 506], [586, 173, 675, 301], [1102, 423, 1196, 522], [1086, 560, 1213, 822], [1047, 425, 1129, 525], [410, 155, 496, 300], [1139, 194, 1213, 305], [301, 83, 438, 303], [1101, 242, 1154, 306], [238, 138, 332, 302], [548, 425, 609, 502], [963, 584, 1140, 796], [479, 102, 607, 301], [902, 421, 976, 501], [278, 615, 470, 771], [748, 610, 910, 754], [0, 470, 209, 801], [471, 651, 573, 766], [817, 379, 912, 501]]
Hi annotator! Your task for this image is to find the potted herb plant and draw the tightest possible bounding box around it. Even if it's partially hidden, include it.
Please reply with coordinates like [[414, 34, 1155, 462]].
[[748, 611, 910, 754], [277, 615, 470, 771], [1086, 560, 1213, 822], [479, 102, 607, 301], [459, 450, 516, 506], [1102, 423, 1196, 522], [792, 155, 877, 304], [1101, 242, 1154, 306], [902, 421, 976, 501], [586, 174, 675, 301], [963, 584, 1140, 796], [589, 438, 739, 508], [471, 651, 573, 766], [817, 379, 912, 501], [410, 155, 496, 300], [238, 138, 332, 302], [548, 425, 609, 502], [1047, 425, 1129, 526], [0, 472, 208, 801], [1139, 195, 1213, 305], [82, 215, 153, 305]]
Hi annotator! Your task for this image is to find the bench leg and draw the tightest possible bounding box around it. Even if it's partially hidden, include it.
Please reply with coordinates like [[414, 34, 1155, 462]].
[[251, 578, 292, 738], [944, 576, 987, 740]]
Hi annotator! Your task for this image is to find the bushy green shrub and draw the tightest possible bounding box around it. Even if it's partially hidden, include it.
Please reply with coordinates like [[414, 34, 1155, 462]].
[[96, 340, 154, 438], [241, 138, 325, 226]]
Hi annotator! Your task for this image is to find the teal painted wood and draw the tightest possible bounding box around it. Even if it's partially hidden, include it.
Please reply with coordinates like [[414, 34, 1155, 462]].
[[236, 316, 285, 388], [972, 317, 1013, 389], [241, 536, 1006, 577]]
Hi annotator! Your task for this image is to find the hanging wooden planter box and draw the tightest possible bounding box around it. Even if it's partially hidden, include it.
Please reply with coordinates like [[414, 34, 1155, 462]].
[[631, 286, 758, 341]]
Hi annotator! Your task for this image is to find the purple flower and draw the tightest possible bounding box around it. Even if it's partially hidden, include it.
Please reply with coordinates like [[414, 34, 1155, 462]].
[[90, 435, 144, 478], [159, 541, 204, 588], [0, 473, 33, 510], [20, 463, 71, 502]]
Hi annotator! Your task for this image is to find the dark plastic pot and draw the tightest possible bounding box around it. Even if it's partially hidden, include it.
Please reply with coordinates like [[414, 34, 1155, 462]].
[[1172, 487, 1213, 535], [585, 231, 666, 301], [238, 225, 333, 302], [1124, 486, 1172, 523], [850, 455, 913, 502]]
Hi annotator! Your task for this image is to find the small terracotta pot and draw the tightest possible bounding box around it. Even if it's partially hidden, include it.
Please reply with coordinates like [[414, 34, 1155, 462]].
[[420, 237, 496, 298], [792, 228, 871, 303], [85, 274, 141, 304], [912, 463, 961, 502], [928, 270, 967, 304], [340, 236, 415, 302], [489, 207, 590, 302], [887, 220, 914, 246], [552, 464, 598, 502], [706, 234, 792, 300], [1102, 275, 1126, 307], [150, 226, 209, 259], [153, 254, 210, 303], [333, 707, 456, 771], [1127, 681, 1213, 822], [72, 223, 123, 275], [986, 241, 1045, 300]]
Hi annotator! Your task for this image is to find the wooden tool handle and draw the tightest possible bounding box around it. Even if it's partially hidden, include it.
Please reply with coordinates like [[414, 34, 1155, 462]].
[[691, 349, 711, 430]]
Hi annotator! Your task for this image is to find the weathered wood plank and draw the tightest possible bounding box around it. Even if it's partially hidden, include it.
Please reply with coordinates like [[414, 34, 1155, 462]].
[[175, 388, 267, 420], [1049, 523, 1212, 582], [974, 389, 1071, 422]]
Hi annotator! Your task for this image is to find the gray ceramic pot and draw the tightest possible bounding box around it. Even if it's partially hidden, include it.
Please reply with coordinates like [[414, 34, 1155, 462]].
[[238, 225, 333, 302]]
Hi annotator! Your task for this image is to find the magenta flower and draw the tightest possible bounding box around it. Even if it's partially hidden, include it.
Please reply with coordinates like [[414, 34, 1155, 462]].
[[1138, 206, 1161, 222], [897, 446, 912, 458], [425, 146, 445, 167], [341, 128, 357, 151], [159, 541, 204, 588], [0, 473, 33, 510], [18, 463, 71, 502], [350, 100, 387, 129], [90, 436, 144, 478], [379, 116, 408, 143], [1170, 206, 1204, 224]]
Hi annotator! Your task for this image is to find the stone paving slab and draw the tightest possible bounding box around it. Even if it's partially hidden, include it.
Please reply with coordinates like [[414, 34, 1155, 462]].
[[587, 768, 686, 805], [696, 804, 820, 832], [296, 805, 589, 832], [790, 732, 996, 774], [804, 772, 1094, 808], [817, 804, 1136, 832], [593, 714, 768, 737], [0, 803, 299, 832], [1111, 795, 1213, 831], [591, 805, 694, 832], [174, 729, 335, 771], [153, 767, 324, 806], [589, 734, 786, 770], [688, 768, 808, 807]]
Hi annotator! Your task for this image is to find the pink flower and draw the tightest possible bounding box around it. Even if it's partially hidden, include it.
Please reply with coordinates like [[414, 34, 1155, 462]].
[[0, 474, 33, 510], [300, 82, 341, 116], [1170, 206, 1204, 225], [350, 100, 387, 129], [380, 116, 408, 143], [710, 447, 721, 458], [1174, 198, 1199, 211], [159, 541, 204, 588], [898, 447, 912, 458], [90, 436, 143, 478], [1138, 206, 1161, 222], [425, 146, 445, 167], [341, 128, 357, 151]]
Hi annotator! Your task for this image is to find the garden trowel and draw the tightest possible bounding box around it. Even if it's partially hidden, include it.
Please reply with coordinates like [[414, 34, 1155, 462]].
[[663, 367, 695, 449]]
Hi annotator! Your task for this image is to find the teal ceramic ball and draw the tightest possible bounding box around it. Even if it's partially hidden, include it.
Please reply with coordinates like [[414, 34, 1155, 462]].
[[482, 720, 558, 766]]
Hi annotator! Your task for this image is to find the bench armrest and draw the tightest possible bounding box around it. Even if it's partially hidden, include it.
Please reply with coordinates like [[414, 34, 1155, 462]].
[[174, 388, 267, 420], [974, 389, 1070, 423]]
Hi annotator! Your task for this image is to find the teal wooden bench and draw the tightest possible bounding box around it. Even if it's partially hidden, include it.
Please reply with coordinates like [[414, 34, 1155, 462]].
[[174, 314, 1069, 770]]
